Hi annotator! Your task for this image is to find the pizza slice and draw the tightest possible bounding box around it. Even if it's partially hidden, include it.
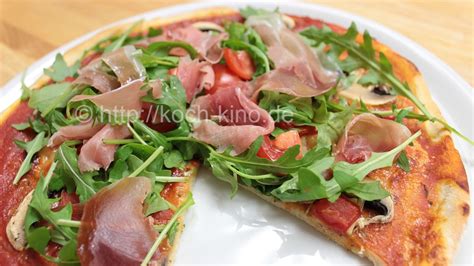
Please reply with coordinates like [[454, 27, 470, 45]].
[[0, 5, 470, 266], [0, 16, 206, 266]]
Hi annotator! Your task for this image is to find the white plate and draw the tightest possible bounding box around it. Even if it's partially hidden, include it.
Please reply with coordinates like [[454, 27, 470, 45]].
[[1, 1, 472, 265]]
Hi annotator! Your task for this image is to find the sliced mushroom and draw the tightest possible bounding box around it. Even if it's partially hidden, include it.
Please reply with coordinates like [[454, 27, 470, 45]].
[[6, 191, 33, 251], [347, 196, 394, 235], [338, 70, 396, 105], [281, 14, 295, 29], [191, 22, 225, 32]]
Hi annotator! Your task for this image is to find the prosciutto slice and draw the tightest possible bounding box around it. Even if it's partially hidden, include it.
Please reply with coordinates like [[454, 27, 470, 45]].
[[73, 58, 120, 93], [143, 26, 227, 63], [78, 124, 130, 172], [74, 45, 145, 93], [78, 177, 157, 266], [188, 87, 274, 154], [176, 56, 214, 102], [48, 121, 104, 147], [102, 45, 146, 85], [169, 26, 227, 63], [334, 113, 412, 163], [71, 79, 146, 115], [246, 13, 338, 98]]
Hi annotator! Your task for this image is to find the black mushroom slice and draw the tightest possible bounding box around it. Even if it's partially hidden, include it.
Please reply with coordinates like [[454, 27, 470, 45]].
[[364, 199, 389, 215], [348, 196, 395, 234], [337, 70, 396, 105], [78, 177, 156, 266]]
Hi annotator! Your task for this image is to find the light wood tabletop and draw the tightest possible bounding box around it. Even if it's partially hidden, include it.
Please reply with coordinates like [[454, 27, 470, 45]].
[[0, 0, 472, 87]]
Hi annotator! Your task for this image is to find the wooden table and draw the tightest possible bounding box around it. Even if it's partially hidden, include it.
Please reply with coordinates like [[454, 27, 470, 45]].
[[0, 0, 472, 86]]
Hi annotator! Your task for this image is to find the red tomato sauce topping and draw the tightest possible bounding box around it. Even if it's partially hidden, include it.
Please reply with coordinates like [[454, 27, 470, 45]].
[[309, 196, 361, 234]]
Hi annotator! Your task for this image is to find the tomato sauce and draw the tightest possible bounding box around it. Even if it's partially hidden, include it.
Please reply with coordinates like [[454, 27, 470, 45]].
[[0, 101, 50, 265]]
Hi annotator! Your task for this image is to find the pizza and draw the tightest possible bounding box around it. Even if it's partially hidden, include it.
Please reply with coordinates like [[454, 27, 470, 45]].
[[0, 6, 471, 265]]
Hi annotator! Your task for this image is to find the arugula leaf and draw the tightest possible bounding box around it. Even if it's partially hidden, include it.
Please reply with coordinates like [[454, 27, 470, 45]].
[[164, 150, 184, 168], [300, 23, 433, 120], [131, 119, 171, 150], [57, 239, 79, 262], [208, 155, 238, 196], [55, 144, 97, 201], [344, 181, 390, 201], [12, 122, 30, 130], [396, 150, 410, 172], [302, 27, 474, 146], [139, 54, 179, 68], [272, 168, 340, 202], [141, 194, 194, 265], [143, 76, 190, 137], [333, 131, 421, 181], [20, 72, 31, 100], [144, 182, 170, 216], [259, 91, 314, 123], [13, 132, 47, 184], [44, 54, 80, 82], [222, 39, 270, 77], [104, 20, 142, 53], [271, 157, 339, 202], [28, 83, 81, 117], [26, 227, 51, 254], [147, 27, 162, 37], [146, 41, 198, 59], [26, 178, 77, 244], [222, 21, 270, 76], [215, 137, 330, 174], [315, 109, 352, 149]]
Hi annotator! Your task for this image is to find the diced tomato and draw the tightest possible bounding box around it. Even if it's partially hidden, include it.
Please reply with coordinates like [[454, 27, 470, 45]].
[[257, 131, 303, 160], [256, 135, 285, 161], [171, 167, 185, 177], [223, 48, 255, 80], [207, 64, 242, 94], [168, 68, 178, 76], [309, 196, 361, 234], [298, 126, 317, 137], [81, 52, 102, 68], [275, 121, 295, 130], [152, 209, 174, 225], [273, 130, 303, 159], [64, 76, 76, 82], [51, 191, 80, 211], [275, 121, 317, 137], [51, 191, 83, 220]]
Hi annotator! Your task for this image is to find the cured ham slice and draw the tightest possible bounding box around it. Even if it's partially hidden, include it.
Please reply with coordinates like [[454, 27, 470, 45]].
[[74, 64, 120, 93], [48, 121, 104, 147], [102, 45, 146, 85], [334, 113, 412, 163], [176, 56, 214, 102], [246, 13, 338, 98], [71, 79, 146, 115], [74, 46, 145, 93], [168, 26, 227, 63], [188, 87, 274, 154], [78, 177, 157, 266], [149, 79, 163, 99], [78, 124, 130, 172], [143, 26, 227, 63]]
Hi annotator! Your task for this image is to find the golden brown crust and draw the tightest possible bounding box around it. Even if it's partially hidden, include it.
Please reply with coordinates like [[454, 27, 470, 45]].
[[1, 6, 469, 266], [165, 163, 199, 266]]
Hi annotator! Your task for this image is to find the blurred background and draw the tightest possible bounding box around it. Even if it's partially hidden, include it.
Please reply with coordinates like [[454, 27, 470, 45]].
[[0, 0, 472, 86]]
